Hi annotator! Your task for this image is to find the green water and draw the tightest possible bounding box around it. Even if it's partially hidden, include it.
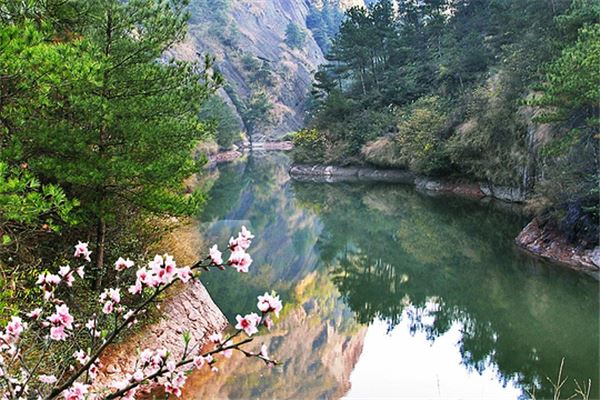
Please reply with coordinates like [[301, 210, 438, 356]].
[[190, 153, 599, 400]]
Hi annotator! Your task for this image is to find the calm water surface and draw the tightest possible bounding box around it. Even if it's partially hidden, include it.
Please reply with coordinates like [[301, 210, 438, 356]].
[[182, 153, 599, 400]]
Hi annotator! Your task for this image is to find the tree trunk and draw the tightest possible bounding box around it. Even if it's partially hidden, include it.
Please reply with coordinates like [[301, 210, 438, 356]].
[[93, 217, 106, 290]]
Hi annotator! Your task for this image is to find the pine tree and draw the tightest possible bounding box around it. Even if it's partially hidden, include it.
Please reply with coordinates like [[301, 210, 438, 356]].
[[3, 0, 221, 285]]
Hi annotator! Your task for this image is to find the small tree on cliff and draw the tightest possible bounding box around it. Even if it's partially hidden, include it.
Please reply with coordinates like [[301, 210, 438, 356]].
[[4, 0, 221, 286], [284, 22, 306, 49]]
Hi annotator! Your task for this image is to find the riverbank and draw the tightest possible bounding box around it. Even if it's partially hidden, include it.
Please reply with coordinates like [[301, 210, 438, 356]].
[[205, 141, 294, 168], [289, 163, 599, 275], [289, 164, 526, 202], [92, 221, 229, 391], [516, 218, 600, 276]]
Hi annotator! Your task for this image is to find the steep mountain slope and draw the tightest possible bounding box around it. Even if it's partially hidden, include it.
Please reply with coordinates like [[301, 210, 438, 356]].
[[173, 0, 364, 142]]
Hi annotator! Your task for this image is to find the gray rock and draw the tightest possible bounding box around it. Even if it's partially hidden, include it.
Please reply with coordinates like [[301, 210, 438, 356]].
[[479, 183, 527, 202]]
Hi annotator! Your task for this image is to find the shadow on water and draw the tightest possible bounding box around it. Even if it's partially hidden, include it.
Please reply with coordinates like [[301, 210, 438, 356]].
[[188, 153, 598, 400]]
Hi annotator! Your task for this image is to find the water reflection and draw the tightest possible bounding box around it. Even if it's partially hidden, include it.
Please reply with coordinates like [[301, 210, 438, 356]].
[[185, 153, 598, 399]]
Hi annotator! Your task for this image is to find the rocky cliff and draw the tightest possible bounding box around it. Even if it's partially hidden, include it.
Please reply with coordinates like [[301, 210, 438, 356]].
[[173, 0, 364, 142]]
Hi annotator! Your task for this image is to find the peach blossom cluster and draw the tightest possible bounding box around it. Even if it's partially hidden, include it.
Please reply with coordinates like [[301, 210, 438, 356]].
[[0, 227, 280, 399]]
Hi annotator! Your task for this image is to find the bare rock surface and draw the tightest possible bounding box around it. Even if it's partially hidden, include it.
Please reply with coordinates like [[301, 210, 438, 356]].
[[289, 164, 415, 183], [93, 281, 228, 391], [516, 218, 600, 276]]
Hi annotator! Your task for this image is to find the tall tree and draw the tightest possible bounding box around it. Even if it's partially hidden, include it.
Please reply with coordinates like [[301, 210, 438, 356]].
[[3, 0, 221, 286]]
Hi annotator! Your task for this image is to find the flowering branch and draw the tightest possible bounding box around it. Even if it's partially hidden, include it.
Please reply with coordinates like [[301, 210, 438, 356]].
[[0, 226, 282, 399]]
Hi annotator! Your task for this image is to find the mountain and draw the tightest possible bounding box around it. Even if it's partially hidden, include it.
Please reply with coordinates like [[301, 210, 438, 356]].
[[171, 0, 364, 142]]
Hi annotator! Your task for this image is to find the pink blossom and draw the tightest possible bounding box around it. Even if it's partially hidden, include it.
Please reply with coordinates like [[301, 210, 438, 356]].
[[63, 382, 88, 400], [228, 249, 252, 273], [89, 363, 99, 379], [73, 349, 89, 365], [128, 280, 142, 295], [46, 274, 61, 285], [26, 308, 42, 320], [260, 344, 269, 359], [102, 301, 114, 315], [229, 226, 254, 251], [37, 272, 61, 287], [149, 255, 176, 285], [235, 313, 260, 336], [38, 374, 57, 384], [100, 288, 121, 304], [166, 360, 177, 372], [209, 244, 223, 265], [158, 348, 168, 358], [5, 316, 25, 339], [48, 304, 73, 329], [263, 316, 274, 331], [208, 332, 223, 344], [50, 325, 67, 341], [164, 384, 182, 397], [257, 292, 283, 317], [136, 267, 149, 284], [140, 349, 153, 364], [164, 254, 176, 272], [193, 356, 205, 368], [85, 319, 97, 334], [132, 370, 144, 382], [223, 340, 233, 358], [176, 266, 192, 283], [58, 266, 75, 287], [240, 225, 255, 240], [73, 241, 92, 262], [76, 266, 85, 279], [115, 257, 135, 271]]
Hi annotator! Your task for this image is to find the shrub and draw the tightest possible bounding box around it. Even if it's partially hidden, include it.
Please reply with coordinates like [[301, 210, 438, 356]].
[[284, 23, 306, 50], [395, 96, 451, 176], [292, 129, 326, 163], [361, 136, 405, 168]]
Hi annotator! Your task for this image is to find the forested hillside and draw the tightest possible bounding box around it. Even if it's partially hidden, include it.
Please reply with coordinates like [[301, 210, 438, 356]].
[[180, 0, 364, 143], [295, 0, 599, 245]]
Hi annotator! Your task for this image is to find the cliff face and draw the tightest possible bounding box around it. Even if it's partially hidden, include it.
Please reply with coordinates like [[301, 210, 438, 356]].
[[174, 0, 364, 142]]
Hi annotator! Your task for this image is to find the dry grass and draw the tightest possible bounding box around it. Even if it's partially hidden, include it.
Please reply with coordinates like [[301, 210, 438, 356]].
[[361, 136, 404, 168]]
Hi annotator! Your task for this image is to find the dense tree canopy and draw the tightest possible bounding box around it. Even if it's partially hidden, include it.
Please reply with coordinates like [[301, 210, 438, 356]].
[[0, 0, 221, 281], [298, 0, 599, 243]]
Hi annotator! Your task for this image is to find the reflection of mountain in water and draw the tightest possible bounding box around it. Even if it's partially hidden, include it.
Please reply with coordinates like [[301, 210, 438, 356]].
[[293, 182, 599, 398], [182, 272, 366, 400], [189, 154, 598, 399]]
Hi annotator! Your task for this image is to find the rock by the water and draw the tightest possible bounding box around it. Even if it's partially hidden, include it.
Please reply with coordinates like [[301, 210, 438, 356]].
[[516, 218, 600, 277]]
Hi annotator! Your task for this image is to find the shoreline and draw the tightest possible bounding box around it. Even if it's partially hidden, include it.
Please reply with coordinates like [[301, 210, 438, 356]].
[[289, 164, 527, 202], [289, 163, 599, 276]]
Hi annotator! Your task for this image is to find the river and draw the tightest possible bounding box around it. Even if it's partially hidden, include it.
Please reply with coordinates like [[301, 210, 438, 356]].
[[181, 152, 599, 399]]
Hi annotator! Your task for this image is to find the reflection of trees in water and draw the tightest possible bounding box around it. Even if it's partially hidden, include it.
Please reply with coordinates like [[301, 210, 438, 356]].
[[183, 272, 367, 400], [199, 153, 324, 320], [293, 181, 599, 398]]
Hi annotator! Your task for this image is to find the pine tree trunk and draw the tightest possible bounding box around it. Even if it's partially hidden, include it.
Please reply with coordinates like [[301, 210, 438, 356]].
[[93, 217, 106, 290]]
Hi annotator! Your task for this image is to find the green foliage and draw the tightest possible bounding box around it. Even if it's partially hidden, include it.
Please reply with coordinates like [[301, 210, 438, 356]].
[[292, 129, 326, 163], [6, 0, 218, 219], [188, 0, 238, 45], [304, 0, 598, 242], [199, 95, 241, 149], [0, 0, 223, 272], [242, 89, 273, 135], [395, 96, 450, 176], [284, 22, 306, 50], [533, 24, 600, 123], [306, 1, 345, 53], [0, 163, 79, 252]]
